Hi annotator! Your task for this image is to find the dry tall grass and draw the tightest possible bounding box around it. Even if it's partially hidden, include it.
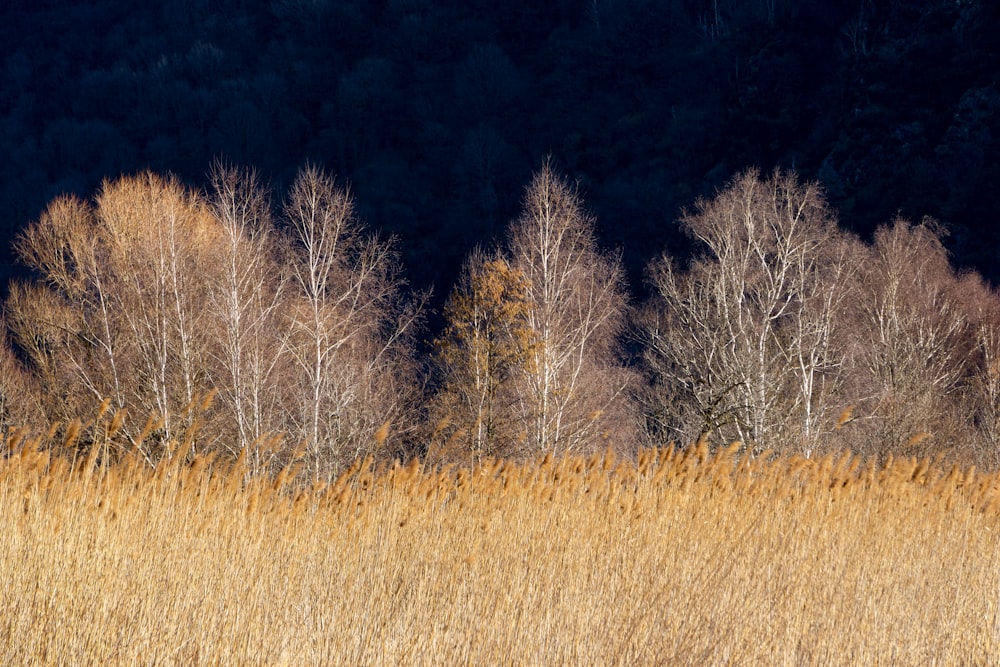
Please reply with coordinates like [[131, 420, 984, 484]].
[[3, 427, 1000, 665]]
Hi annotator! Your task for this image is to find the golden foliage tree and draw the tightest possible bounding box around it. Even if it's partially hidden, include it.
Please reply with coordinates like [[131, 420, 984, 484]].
[[432, 252, 538, 462]]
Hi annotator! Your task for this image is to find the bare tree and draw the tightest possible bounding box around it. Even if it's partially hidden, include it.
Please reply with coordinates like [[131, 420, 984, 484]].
[[0, 318, 43, 430], [505, 162, 636, 456], [952, 272, 1000, 467], [6, 167, 425, 475], [282, 164, 424, 480], [9, 174, 220, 463], [642, 169, 859, 453], [10, 194, 129, 420], [205, 163, 290, 469], [846, 219, 973, 458], [93, 173, 218, 453]]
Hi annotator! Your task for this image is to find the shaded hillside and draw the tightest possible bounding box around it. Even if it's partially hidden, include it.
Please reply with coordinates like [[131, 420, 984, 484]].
[[1, 0, 998, 295]]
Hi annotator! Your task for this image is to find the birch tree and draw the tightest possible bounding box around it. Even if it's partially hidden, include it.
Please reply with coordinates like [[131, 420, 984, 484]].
[[506, 162, 636, 456], [848, 219, 973, 458], [963, 274, 1000, 467], [9, 173, 219, 462], [95, 173, 216, 448], [205, 163, 290, 467], [642, 169, 859, 453], [283, 165, 423, 480], [6, 166, 425, 474]]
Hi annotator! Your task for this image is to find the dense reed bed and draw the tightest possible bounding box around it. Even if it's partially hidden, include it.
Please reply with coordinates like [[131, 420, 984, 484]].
[[2, 430, 1000, 665]]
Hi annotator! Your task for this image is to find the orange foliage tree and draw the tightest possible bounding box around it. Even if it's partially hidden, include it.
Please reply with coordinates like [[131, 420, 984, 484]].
[[432, 252, 538, 461]]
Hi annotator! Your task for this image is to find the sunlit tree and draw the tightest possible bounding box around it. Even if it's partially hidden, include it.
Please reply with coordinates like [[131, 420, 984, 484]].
[[283, 165, 424, 480], [506, 162, 637, 456], [642, 169, 860, 453], [431, 251, 538, 461]]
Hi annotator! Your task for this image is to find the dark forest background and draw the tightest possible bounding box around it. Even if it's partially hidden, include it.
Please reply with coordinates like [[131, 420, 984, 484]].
[[2, 0, 998, 300]]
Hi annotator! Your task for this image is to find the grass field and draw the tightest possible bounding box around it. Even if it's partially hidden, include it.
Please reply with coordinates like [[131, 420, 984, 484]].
[[2, 430, 1000, 665]]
